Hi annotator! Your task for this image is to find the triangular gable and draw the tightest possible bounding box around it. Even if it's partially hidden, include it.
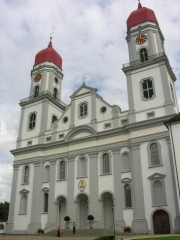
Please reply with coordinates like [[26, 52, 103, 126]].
[[70, 83, 97, 99], [148, 173, 166, 179]]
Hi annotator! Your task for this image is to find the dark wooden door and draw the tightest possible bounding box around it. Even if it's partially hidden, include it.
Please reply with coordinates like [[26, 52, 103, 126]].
[[153, 210, 170, 234]]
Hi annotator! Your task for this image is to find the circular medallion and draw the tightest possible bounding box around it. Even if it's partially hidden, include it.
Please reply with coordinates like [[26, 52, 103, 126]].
[[135, 34, 147, 45], [78, 180, 86, 192]]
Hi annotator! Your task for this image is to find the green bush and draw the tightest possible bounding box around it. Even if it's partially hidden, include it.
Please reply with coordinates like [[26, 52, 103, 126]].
[[94, 236, 114, 240]]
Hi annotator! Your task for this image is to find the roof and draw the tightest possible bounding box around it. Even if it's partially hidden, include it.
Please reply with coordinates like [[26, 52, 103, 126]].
[[165, 113, 180, 125], [34, 40, 62, 69], [127, 3, 158, 30]]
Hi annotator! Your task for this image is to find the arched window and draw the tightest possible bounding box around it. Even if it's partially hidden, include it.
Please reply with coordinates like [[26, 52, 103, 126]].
[[122, 152, 131, 172], [44, 165, 50, 182], [19, 194, 28, 214], [103, 153, 110, 174], [24, 166, 29, 184], [34, 85, 39, 98], [124, 184, 132, 208], [29, 112, 36, 130], [60, 161, 65, 180], [53, 88, 58, 99], [150, 143, 160, 166], [140, 48, 148, 62], [79, 102, 88, 117], [44, 193, 49, 213]]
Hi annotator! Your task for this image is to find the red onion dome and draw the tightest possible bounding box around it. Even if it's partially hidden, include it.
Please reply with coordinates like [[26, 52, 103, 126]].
[[127, 3, 158, 30], [34, 38, 62, 69]]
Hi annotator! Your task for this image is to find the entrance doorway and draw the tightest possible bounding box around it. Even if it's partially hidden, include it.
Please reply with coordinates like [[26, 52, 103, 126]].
[[153, 210, 170, 234], [102, 192, 113, 229], [78, 194, 88, 229]]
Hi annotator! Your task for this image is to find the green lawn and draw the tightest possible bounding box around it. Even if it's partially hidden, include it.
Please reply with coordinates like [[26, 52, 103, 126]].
[[133, 237, 180, 240]]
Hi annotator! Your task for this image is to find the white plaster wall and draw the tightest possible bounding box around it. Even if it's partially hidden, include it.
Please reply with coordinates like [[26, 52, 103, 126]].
[[96, 98, 113, 122], [41, 214, 48, 229], [14, 163, 34, 231], [46, 103, 63, 130], [131, 66, 165, 112], [123, 209, 133, 226], [21, 103, 42, 139], [140, 139, 176, 231]]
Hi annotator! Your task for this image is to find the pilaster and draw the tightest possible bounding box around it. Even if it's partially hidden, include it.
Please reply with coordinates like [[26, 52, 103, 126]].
[[28, 162, 43, 234], [45, 160, 56, 232], [89, 153, 101, 228], [131, 144, 148, 233], [6, 165, 19, 234]]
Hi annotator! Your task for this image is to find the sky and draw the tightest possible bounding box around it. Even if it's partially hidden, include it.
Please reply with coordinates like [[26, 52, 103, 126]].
[[0, 0, 180, 203]]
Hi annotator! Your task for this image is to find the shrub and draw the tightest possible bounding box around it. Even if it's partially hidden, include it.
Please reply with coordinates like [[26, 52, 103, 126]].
[[87, 215, 94, 221], [37, 228, 44, 234], [64, 216, 70, 222], [123, 226, 131, 232]]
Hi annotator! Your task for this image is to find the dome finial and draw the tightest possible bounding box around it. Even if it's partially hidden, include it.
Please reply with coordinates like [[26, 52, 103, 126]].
[[48, 32, 53, 47], [138, 0, 142, 9]]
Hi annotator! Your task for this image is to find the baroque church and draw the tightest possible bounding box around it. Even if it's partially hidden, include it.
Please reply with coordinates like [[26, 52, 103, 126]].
[[6, 2, 180, 235]]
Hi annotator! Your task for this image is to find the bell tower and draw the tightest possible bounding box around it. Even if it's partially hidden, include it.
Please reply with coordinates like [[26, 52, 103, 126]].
[[16, 38, 66, 148], [122, 1, 178, 123]]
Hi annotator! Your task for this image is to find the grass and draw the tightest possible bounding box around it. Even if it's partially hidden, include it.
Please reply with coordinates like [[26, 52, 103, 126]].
[[132, 237, 180, 240]]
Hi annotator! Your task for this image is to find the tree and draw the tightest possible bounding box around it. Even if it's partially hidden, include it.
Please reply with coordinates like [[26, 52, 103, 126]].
[[0, 202, 9, 222]]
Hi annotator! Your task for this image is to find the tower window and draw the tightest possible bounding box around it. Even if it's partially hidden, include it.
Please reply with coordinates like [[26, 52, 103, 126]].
[[140, 48, 148, 62], [52, 115, 57, 123], [34, 85, 39, 98], [44, 192, 49, 213], [79, 102, 88, 117], [141, 78, 155, 100], [29, 112, 36, 130], [53, 88, 58, 99]]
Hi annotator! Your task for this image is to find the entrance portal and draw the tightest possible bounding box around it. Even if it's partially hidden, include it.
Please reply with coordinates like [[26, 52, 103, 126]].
[[153, 210, 170, 234]]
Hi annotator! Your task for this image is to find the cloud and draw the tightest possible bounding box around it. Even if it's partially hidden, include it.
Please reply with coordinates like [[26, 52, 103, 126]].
[[0, 0, 180, 203]]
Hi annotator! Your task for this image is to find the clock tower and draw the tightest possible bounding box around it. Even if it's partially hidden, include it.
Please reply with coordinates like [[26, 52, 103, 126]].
[[122, 2, 179, 123], [16, 38, 66, 148]]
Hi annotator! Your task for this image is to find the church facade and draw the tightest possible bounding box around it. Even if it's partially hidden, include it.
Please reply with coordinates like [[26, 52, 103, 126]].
[[7, 3, 180, 235]]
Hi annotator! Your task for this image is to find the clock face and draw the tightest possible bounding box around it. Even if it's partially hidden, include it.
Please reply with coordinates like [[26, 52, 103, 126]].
[[34, 74, 41, 82], [135, 34, 147, 45]]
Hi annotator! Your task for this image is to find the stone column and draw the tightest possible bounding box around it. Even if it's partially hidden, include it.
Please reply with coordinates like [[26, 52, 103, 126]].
[[112, 149, 125, 231], [131, 144, 148, 233], [6, 165, 19, 234], [45, 160, 56, 232], [88, 153, 101, 228], [28, 162, 43, 234]]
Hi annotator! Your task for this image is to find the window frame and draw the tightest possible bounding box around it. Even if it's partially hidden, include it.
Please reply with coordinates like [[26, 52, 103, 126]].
[[22, 165, 30, 184], [19, 189, 29, 215], [140, 48, 149, 62], [77, 155, 88, 178], [34, 85, 40, 98], [147, 141, 162, 167], [79, 102, 88, 118], [28, 112, 37, 130], [148, 174, 167, 206], [100, 152, 112, 175], [140, 77, 155, 101]]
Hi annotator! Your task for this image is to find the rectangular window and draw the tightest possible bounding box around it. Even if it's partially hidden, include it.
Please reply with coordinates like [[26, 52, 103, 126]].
[[147, 112, 155, 119], [46, 137, 51, 142], [122, 119, 128, 125], [80, 102, 88, 117], [59, 134, 64, 139], [104, 123, 111, 129], [29, 112, 36, 130], [141, 79, 154, 100]]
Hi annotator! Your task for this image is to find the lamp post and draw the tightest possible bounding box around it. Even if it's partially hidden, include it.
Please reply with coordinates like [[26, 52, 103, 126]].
[[112, 199, 115, 240]]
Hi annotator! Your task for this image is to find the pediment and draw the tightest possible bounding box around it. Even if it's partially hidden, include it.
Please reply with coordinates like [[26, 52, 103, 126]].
[[148, 173, 166, 179], [65, 126, 97, 142], [70, 83, 97, 99], [19, 189, 29, 194]]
